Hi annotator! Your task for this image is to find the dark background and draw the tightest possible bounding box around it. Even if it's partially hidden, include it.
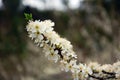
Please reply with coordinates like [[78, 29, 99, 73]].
[[0, 0, 120, 80]]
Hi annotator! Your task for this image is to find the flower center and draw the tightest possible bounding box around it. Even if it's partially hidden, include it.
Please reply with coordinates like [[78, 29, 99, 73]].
[[35, 26, 39, 29], [51, 53, 54, 56], [36, 31, 40, 35]]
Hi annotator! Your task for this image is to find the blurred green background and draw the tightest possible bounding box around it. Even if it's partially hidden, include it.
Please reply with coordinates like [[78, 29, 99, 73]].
[[0, 0, 120, 80]]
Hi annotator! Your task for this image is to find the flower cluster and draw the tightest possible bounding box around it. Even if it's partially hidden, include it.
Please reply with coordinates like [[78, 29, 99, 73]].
[[26, 20, 120, 80]]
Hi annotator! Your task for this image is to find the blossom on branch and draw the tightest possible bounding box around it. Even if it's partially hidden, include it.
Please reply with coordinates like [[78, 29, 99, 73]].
[[26, 19, 120, 80]]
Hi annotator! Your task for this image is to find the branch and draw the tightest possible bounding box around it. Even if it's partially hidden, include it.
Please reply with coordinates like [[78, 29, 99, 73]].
[[25, 19, 120, 80]]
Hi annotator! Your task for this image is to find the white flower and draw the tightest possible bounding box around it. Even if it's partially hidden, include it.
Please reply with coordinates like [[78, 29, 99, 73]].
[[27, 20, 41, 33], [26, 20, 54, 34], [44, 20, 55, 27], [114, 62, 120, 79], [60, 60, 68, 71], [59, 38, 73, 51], [45, 47, 60, 63], [62, 52, 77, 61], [66, 51, 77, 58], [28, 32, 37, 40], [60, 60, 77, 72], [37, 34, 44, 40], [34, 34, 44, 43], [88, 62, 101, 72], [79, 63, 84, 71], [82, 65, 93, 78], [65, 60, 77, 72], [100, 64, 113, 72], [71, 64, 80, 73], [115, 71, 120, 79], [41, 20, 54, 33], [72, 72, 79, 80], [113, 61, 120, 72], [44, 31, 60, 45]]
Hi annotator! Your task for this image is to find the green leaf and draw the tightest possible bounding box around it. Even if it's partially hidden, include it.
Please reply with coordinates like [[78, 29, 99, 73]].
[[24, 13, 33, 21]]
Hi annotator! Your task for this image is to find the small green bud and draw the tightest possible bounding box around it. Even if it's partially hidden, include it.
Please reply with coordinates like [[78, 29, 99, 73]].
[[24, 13, 33, 21]]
